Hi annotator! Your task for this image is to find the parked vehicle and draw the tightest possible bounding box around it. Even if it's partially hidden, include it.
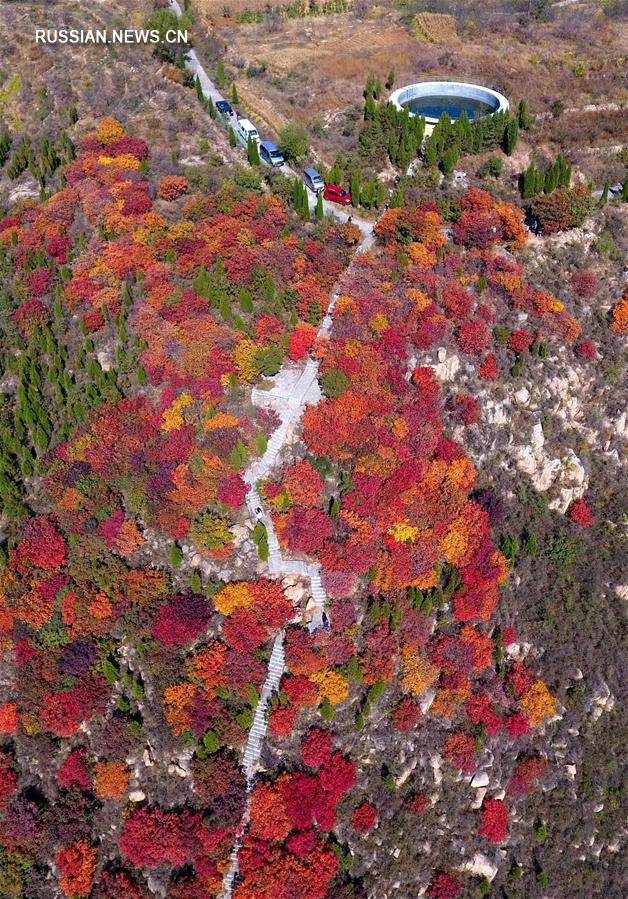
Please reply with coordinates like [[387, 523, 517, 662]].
[[323, 184, 352, 206], [215, 100, 233, 117], [235, 117, 259, 145], [259, 141, 285, 167], [303, 167, 325, 194]]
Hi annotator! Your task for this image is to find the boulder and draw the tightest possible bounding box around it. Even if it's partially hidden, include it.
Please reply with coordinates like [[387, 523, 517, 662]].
[[471, 771, 489, 788], [433, 354, 460, 382], [461, 852, 499, 880]]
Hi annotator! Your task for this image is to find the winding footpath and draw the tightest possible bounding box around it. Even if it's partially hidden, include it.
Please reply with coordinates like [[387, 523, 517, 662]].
[[221, 236, 373, 896], [164, 5, 377, 894]]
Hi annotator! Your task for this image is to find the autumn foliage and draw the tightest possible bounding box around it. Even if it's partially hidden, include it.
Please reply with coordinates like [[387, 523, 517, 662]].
[[0, 118, 571, 896], [479, 798, 508, 843]]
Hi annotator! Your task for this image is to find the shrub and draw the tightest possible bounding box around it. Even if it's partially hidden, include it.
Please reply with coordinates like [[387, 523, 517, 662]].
[[190, 511, 233, 555], [428, 872, 462, 899], [571, 270, 597, 298], [158, 176, 189, 200], [508, 330, 534, 353], [575, 340, 596, 361], [531, 186, 593, 234], [569, 497, 593, 527], [610, 288, 628, 334], [479, 799, 508, 843], [278, 122, 309, 162], [352, 801, 378, 834], [546, 534, 578, 568]]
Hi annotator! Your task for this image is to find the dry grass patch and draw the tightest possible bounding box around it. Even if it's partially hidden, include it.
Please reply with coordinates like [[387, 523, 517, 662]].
[[413, 13, 460, 45]]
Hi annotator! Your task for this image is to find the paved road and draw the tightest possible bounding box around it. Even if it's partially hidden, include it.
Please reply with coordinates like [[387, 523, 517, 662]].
[[168, 0, 375, 239]]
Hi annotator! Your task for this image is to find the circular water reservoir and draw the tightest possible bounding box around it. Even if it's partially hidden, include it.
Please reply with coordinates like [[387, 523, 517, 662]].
[[389, 81, 509, 124]]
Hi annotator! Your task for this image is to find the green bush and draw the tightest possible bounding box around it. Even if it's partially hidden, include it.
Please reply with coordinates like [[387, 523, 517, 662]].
[[278, 122, 310, 162], [168, 542, 184, 567], [546, 534, 578, 569], [321, 368, 349, 398]]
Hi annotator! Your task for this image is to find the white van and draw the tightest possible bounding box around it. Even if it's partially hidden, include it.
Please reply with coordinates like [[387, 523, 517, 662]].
[[235, 117, 259, 146]]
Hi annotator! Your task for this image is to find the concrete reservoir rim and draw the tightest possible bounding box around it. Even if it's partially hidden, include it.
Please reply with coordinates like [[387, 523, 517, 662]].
[[389, 81, 509, 124]]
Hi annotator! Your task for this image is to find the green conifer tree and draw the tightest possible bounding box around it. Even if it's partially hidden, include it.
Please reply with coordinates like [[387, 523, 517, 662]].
[[504, 118, 519, 156], [247, 135, 260, 166], [302, 184, 311, 220], [544, 162, 558, 194], [517, 99, 531, 130], [216, 60, 226, 88], [349, 171, 361, 208], [316, 190, 323, 220], [441, 145, 459, 176]]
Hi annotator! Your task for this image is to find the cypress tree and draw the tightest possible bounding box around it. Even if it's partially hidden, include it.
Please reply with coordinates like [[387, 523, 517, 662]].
[[349, 171, 361, 209], [517, 99, 531, 130], [414, 114, 425, 149], [239, 288, 254, 312], [360, 178, 376, 209], [216, 60, 226, 88], [521, 161, 536, 199], [390, 185, 405, 208], [316, 190, 323, 220], [598, 182, 609, 206], [195, 74, 204, 102], [504, 118, 519, 155], [231, 83, 239, 104], [441, 145, 459, 176], [544, 162, 558, 194], [247, 135, 260, 165], [328, 161, 342, 184], [621, 178, 628, 202], [228, 126, 236, 148], [364, 73, 377, 99], [388, 132, 397, 165], [455, 111, 472, 153], [556, 153, 571, 188], [423, 135, 439, 167], [219, 295, 232, 320]]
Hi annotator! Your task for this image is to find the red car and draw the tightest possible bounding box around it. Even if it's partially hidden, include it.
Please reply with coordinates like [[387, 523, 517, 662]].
[[323, 184, 352, 206]]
